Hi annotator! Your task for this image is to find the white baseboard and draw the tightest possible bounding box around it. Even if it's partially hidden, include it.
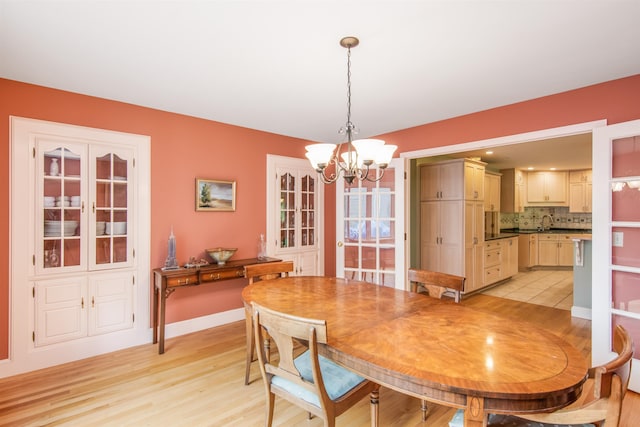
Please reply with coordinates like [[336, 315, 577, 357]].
[[571, 305, 592, 320]]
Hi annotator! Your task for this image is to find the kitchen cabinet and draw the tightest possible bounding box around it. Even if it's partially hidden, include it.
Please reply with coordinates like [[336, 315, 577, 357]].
[[500, 168, 525, 213], [504, 237, 519, 278], [463, 201, 484, 293], [420, 159, 485, 201], [483, 236, 518, 286], [526, 171, 568, 204], [420, 200, 464, 276], [483, 240, 503, 286], [32, 138, 136, 347], [420, 159, 486, 293], [464, 161, 485, 201], [518, 233, 538, 269], [569, 169, 592, 213], [538, 234, 574, 266], [484, 171, 501, 212]]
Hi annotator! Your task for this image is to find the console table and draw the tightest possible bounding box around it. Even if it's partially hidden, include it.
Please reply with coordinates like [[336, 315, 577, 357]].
[[153, 257, 280, 354]]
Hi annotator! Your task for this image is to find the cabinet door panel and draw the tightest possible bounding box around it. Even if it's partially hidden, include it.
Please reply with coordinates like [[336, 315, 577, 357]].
[[88, 272, 133, 336], [34, 278, 88, 347]]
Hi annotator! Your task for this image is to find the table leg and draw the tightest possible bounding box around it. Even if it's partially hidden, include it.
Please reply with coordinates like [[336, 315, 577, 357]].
[[158, 283, 167, 354], [370, 389, 379, 427], [152, 281, 159, 344], [464, 396, 488, 427]]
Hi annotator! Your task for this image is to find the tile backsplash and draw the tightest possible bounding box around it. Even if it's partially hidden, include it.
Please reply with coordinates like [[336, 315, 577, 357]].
[[500, 207, 592, 231]]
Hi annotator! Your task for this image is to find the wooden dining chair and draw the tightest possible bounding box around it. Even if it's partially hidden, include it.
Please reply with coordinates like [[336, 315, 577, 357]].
[[251, 302, 380, 427], [243, 260, 294, 385], [408, 268, 465, 303], [408, 268, 465, 421], [449, 324, 634, 427]]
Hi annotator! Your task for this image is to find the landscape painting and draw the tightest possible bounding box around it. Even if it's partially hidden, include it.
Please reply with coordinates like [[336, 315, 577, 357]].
[[196, 179, 236, 211]]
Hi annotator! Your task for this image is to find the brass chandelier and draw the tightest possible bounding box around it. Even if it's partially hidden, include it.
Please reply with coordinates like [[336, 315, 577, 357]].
[[305, 36, 397, 185]]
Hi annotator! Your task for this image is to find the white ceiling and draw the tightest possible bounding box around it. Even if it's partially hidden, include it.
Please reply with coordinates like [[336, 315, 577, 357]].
[[1, 1, 639, 155]]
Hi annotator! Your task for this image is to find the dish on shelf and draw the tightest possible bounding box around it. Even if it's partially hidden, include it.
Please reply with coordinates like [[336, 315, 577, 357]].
[[105, 222, 126, 235], [44, 220, 78, 237], [96, 221, 106, 235]]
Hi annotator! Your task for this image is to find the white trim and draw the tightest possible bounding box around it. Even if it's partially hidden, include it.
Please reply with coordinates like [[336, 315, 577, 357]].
[[571, 306, 592, 320], [400, 120, 607, 159]]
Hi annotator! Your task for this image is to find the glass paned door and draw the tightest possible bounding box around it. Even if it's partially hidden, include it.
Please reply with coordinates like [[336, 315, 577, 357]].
[[336, 159, 404, 288], [593, 120, 640, 392], [92, 148, 133, 269], [38, 143, 86, 273]]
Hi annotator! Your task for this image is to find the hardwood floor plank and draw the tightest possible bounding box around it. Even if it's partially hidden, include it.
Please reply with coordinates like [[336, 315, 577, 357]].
[[0, 293, 636, 426]]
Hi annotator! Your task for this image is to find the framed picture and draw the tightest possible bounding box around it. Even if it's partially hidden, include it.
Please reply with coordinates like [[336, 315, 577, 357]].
[[196, 178, 236, 211]]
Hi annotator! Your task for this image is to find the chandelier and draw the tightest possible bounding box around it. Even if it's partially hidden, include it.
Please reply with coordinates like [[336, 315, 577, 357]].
[[305, 36, 397, 185]]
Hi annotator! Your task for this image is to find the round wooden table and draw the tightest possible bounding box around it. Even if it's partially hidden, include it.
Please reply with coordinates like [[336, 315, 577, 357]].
[[242, 276, 588, 427]]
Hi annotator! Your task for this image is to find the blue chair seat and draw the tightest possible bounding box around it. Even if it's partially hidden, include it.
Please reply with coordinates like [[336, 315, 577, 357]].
[[449, 409, 595, 427], [271, 350, 367, 407]]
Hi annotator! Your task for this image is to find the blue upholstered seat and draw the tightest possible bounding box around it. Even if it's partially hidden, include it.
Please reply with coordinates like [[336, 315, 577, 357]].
[[271, 350, 367, 407], [449, 409, 595, 427]]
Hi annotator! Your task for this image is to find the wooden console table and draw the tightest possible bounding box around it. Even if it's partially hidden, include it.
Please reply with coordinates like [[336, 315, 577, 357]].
[[153, 257, 280, 354]]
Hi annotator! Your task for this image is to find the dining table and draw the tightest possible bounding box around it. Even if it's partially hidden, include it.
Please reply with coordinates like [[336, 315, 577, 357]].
[[241, 276, 588, 427]]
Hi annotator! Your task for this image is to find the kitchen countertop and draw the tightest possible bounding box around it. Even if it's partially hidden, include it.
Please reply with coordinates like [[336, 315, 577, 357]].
[[485, 228, 592, 241]]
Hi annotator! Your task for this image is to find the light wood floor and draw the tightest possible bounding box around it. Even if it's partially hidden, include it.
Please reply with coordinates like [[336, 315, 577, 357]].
[[0, 294, 637, 426]]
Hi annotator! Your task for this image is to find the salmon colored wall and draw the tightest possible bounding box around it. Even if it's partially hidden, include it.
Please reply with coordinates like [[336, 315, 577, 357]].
[[2, 74, 640, 361], [0, 78, 309, 359]]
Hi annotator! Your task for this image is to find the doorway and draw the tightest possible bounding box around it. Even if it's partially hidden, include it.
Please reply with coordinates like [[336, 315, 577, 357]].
[[401, 120, 603, 298]]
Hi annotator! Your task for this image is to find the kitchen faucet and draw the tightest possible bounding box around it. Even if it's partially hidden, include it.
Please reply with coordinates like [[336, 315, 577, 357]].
[[540, 214, 553, 231]]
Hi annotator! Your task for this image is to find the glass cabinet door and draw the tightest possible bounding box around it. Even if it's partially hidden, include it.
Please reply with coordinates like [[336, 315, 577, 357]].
[[91, 147, 133, 269], [38, 143, 87, 274], [277, 168, 318, 250]]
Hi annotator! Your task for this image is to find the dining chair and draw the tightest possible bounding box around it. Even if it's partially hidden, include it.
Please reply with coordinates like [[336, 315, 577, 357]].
[[449, 324, 634, 427], [408, 268, 465, 421], [251, 302, 380, 427], [243, 260, 295, 385], [408, 268, 465, 303]]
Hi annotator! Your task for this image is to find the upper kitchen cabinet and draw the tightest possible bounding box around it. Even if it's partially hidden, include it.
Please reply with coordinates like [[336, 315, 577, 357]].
[[420, 159, 485, 201], [484, 171, 501, 212], [569, 169, 592, 213], [500, 168, 525, 213], [526, 171, 568, 205]]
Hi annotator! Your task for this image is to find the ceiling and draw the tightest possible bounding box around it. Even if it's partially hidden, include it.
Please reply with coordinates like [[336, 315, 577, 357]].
[[441, 133, 593, 171], [1, 1, 639, 151]]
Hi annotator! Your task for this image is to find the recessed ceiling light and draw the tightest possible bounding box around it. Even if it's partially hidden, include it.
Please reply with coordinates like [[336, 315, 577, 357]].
[[485, 150, 493, 155], [550, 167, 556, 171], [527, 167, 534, 170]]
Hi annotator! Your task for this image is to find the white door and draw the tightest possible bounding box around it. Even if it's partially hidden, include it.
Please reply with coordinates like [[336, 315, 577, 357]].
[[336, 159, 404, 289], [593, 119, 640, 392]]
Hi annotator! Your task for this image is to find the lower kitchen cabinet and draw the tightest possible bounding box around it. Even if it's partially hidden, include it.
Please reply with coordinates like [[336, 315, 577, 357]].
[[483, 237, 518, 287], [538, 234, 574, 266]]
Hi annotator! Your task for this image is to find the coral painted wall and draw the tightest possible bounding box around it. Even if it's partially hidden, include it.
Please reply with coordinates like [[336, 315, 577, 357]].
[[2, 74, 640, 362], [0, 78, 309, 359]]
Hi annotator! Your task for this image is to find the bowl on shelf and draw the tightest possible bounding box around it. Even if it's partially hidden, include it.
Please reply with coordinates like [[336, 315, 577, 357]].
[[105, 222, 127, 235], [206, 247, 237, 265]]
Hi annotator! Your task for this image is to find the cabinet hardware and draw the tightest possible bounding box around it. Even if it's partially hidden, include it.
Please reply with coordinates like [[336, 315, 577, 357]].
[[32, 254, 35, 266], [92, 297, 95, 308], [32, 287, 35, 298], [81, 201, 84, 213], [92, 202, 95, 213], [32, 331, 35, 342], [81, 297, 84, 308]]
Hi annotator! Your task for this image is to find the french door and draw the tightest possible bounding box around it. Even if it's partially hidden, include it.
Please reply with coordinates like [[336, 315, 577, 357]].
[[336, 159, 404, 288], [593, 119, 640, 392]]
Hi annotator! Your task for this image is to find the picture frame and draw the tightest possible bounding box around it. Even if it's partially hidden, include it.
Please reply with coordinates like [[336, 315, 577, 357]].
[[196, 178, 236, 211]]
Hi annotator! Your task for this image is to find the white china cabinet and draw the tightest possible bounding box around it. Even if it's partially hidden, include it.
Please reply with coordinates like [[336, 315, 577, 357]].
[[9, 117, 150, 376]]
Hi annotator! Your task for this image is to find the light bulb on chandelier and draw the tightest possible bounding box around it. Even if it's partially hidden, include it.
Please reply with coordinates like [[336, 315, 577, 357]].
[[305, 36, 397, 185]]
